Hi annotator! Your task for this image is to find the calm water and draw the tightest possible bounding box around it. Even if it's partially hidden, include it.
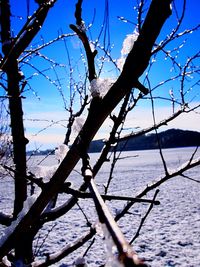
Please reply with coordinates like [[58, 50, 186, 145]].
[[0, 147, 200, 266]]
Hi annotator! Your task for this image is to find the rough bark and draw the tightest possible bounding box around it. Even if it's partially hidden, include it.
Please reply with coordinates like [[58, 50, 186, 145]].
[[0, 0, 27, 231], [0, 3, 57, 264], [0, 0, 31, 262]]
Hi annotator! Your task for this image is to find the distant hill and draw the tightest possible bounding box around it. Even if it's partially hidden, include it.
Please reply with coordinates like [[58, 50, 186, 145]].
[[88, 129, 200, 153], [27, 129, 200, 155]]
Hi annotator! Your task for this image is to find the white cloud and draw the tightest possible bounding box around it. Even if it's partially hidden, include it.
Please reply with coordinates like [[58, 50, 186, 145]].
[[124, 105, 200, 133], [25, 104, 200, 150], [26, 132, 65, 149]]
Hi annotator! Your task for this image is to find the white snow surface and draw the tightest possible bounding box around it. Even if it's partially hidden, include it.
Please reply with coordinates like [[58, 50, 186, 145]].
[[0, 147, 200, 266]]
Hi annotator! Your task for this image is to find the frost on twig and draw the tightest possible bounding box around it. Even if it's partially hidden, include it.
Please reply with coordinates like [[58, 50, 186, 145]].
[[90, 78, 116, 98]]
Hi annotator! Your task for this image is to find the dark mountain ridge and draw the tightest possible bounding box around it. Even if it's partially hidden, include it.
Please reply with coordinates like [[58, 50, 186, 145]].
[[88, 128, 200, 153], [27, 129, 200, 155]]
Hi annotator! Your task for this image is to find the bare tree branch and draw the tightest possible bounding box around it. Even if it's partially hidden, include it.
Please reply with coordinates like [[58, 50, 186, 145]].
[[31, 228, 96, 267], [81, 156, 146, 267], [0, 1, 57, 71]]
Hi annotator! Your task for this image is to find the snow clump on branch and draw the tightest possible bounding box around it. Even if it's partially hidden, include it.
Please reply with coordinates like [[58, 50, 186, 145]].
[[90, 78, 116, 98], [35, 165, 57, 180], [0, 194, 38, 247], [121, 30, 139, 55], [72, 116, 86, 134], [55, 144, 69, 162], [34, 144, 69, 180], [117, 29, 139, 71]]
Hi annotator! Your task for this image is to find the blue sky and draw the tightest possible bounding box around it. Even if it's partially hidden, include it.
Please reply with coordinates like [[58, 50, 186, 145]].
[[2, 0, 200, 150]]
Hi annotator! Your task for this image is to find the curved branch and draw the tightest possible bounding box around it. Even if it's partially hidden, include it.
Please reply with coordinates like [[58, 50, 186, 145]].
[[19, 33, 75, 62], [31, 228, 96, 267], [70, 1, 97, 82], [0, 1, 57, 71], [118, 108, 184, 143]]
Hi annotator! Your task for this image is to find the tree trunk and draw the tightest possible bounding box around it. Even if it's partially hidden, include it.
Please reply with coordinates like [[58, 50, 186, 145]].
[[6, 59, 27, 217], [7, 57, 32, 263], [0, 0, 33, 263]]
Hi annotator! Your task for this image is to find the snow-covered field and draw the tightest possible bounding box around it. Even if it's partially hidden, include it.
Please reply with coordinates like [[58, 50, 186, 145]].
[[0, 147, 200, 266]]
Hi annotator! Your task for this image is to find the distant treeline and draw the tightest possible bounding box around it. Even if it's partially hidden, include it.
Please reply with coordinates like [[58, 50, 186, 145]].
[[88, 129, 200, 153], [26, 149, 54, 156], [27, 129, 200, 155]]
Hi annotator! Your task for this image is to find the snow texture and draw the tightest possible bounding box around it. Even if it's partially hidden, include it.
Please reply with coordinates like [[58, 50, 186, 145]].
[[90, 78, 116, 98], [0, 148, 200, 267], [0, 194, 38, 246], [89, 42, 95, 53], [121, 30, 139, 56], [34, 144, 69, 180], [117, 30, 139, 71], [74, 257, 87, 267], [72, 116, 86, 134], [55, 144, 69, 162], [1, 256, 11, 267]]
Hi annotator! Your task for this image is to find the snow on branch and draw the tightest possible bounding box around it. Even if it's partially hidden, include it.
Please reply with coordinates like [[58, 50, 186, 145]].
[[90, 78, 116, 98], [35, 144, 69, 180], [121, 30, 139, 56], [55, 144, 69, 163], [72, 116, 86, 134], [117, 30, 139, 71], [81, 155, 147, 267], [0, 194, 38, 247]]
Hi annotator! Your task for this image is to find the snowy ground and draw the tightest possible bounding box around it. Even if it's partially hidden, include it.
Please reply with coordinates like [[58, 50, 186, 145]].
[[0, 147, 200, 266]]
